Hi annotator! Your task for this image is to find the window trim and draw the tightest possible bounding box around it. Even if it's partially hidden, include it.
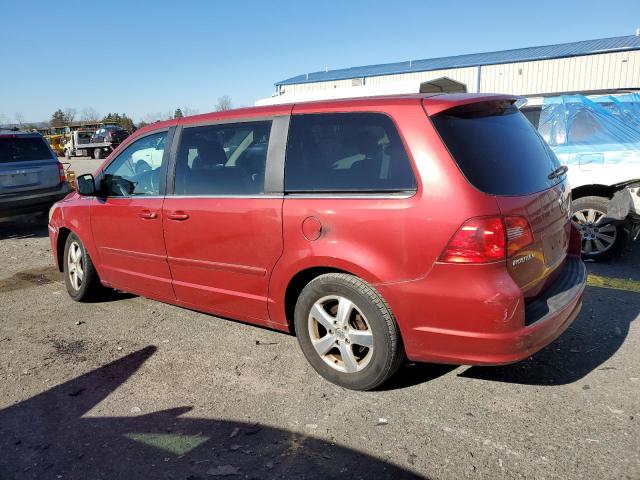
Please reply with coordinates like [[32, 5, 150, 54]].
[[283, 111, 418, 195], [166, 116, 287, 197], [97, 127, 175, 198]]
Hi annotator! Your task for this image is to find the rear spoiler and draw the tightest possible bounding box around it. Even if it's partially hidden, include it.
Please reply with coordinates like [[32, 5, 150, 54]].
[[422, 94, 519, 116]]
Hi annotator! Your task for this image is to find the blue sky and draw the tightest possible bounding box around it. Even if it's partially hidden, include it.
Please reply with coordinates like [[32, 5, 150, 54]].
[[1, 0, 639, 123]]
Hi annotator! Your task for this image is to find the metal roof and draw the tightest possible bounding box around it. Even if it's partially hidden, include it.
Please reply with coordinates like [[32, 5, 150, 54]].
[[276, 35, 640, 86]]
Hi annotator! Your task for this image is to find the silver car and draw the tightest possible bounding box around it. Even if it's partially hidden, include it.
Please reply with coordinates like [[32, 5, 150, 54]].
[[0, 130, 71, 219]]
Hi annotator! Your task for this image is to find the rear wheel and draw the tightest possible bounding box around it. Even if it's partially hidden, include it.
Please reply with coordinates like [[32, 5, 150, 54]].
[[571, 196, 624, 261], [63, 233, 103, 301], [93, 148, 102, 160], [294, 273, 404, 390]]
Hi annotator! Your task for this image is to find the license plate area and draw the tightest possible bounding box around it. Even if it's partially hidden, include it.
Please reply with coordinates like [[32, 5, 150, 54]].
[[0, 172, 38, 187], [542, 227, 568, 266]]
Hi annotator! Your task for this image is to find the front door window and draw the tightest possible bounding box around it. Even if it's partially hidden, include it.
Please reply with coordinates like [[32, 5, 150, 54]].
[[101, 132, 167, 196]]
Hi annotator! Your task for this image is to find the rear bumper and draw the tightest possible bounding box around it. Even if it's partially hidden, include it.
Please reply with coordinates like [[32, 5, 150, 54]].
[[0, 183, 71, 218], [378, 256, 586, 365]]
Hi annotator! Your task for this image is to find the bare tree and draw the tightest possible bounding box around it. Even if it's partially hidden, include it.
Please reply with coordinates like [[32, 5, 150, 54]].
[[80, 107, 100, 122], [14, 112, 25, 127], [215, 95, 232, 112], [181, 106, 200, 117], [63, 108, 77, 125], [143, 111, 173, 124]]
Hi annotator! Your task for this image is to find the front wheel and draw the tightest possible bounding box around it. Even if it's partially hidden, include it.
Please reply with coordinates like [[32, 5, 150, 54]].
[[63, 233, 104, 301], [294, 273, 405, 390], [571, 196, 625, 261]]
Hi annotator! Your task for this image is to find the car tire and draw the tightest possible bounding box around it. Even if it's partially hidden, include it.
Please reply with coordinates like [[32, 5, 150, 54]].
[[571, 196, 625, 261], [294, 273, 405, 391], [64, 149, 71, 159], [63, 233, 103, 301], [93, 148, 102, 160]]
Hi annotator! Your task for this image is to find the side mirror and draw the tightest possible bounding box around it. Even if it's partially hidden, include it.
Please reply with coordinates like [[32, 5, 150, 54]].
[[76, 174, 97, 196]]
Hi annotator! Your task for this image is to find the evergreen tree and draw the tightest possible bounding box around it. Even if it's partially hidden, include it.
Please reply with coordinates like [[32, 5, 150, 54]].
[[174, 108, 183, 119], [50, 109, 67, 128], [102, 113, 136, 132]]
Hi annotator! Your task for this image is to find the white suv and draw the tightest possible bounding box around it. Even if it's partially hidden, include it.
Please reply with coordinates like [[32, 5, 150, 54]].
[[522, 93, 640, 259]]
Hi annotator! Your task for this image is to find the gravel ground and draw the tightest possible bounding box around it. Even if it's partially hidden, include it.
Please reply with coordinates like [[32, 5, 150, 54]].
[[0, 214, 638, 480], [59, 157, 103, 177]]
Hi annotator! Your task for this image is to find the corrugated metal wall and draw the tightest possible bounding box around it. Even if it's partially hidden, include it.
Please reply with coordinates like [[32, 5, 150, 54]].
[[280, 51, 640, 96], [365, 67, 479, 90], [480, 51, 640, 94], [281, 78, 355, 94]]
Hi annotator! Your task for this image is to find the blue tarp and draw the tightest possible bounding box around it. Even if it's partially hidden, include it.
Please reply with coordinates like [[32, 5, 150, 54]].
[[538, 94, 640, 168]]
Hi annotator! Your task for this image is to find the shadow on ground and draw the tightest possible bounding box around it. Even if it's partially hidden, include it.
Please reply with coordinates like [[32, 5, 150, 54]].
[[0, 347, 425, 480], [0, 215, 48, 240]]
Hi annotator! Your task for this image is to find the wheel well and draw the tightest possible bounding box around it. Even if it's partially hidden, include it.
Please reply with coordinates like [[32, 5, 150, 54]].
[[284, 267, 349, 335], [572, 184, 614, 201], [56, 227, 71, 272]]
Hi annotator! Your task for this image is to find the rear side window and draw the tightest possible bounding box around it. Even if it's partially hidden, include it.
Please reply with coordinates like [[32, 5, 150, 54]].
[[174, 121, 271, 195], [0, 136, 53, 163], [284, 113, 417, 193], [431, 102, 562, 196]]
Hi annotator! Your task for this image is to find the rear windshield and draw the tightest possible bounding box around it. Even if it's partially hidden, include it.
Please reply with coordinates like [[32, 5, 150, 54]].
[[431, 102, 562, 196], [0, 136, 53, 163]]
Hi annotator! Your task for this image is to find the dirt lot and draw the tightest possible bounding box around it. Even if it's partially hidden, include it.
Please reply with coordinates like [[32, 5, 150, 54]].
[[0, 212, 638, 480], [59, 157, 103, 178]]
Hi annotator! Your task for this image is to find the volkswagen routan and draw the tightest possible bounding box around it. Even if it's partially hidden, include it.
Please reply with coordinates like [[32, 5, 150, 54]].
[[48, 94, 587, 390]]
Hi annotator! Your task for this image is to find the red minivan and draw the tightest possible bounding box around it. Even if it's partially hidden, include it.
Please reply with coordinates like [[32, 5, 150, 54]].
[[48, 94, 586, 390]]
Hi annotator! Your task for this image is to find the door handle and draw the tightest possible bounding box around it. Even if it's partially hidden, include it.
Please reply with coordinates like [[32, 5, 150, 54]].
[[138, 210, 157, 219], [167, 211, 190, 221]]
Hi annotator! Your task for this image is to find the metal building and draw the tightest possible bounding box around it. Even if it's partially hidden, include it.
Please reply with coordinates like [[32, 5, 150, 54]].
[[269, 35, 640, 100]]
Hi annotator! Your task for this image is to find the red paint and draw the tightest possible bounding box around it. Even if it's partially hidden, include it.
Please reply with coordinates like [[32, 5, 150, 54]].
[[49, 94, 585, 367]]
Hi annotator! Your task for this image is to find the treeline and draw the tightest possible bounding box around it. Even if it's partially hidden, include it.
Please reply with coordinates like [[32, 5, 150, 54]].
[[50, 109, 136, 132], [2, 96, 234, 132]]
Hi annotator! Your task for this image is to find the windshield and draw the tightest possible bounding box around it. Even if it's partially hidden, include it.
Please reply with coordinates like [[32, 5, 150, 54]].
[[0, 136, 53, 163], [431, 102, 562, 196]]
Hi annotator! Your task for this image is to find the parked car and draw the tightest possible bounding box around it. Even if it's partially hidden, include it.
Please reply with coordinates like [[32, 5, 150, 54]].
[[48, 94, 586, 390], [0, 130, 71, 219], [91, 125, 129, 145], [521, 93, 640, 259]]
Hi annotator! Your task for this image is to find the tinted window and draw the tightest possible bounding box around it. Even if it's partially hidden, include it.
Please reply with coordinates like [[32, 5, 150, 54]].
[[284, 113, 416, 193], [521, 107, 541, 129], [101, 131, 167, 196], [175, 121, 271, 195], [0, 136, 53, 163], [431, 102, 562, 196]]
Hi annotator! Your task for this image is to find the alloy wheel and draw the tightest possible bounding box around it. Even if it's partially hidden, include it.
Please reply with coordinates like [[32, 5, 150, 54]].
[[67, 241, 84, 290], [307, 295, 374, 373], [571, 208, 617, 255]]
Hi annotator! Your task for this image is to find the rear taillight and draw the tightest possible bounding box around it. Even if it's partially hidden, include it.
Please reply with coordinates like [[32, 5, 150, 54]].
[[505, 216, 534, 256], [440, 217, 506, 263], [57, 162, 66, 184], [440, 216, 533, 264]]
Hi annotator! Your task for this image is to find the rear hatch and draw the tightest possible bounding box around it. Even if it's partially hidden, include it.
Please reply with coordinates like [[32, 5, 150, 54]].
[[0, 134, 62, 194], [429, 99, 572, 298]]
